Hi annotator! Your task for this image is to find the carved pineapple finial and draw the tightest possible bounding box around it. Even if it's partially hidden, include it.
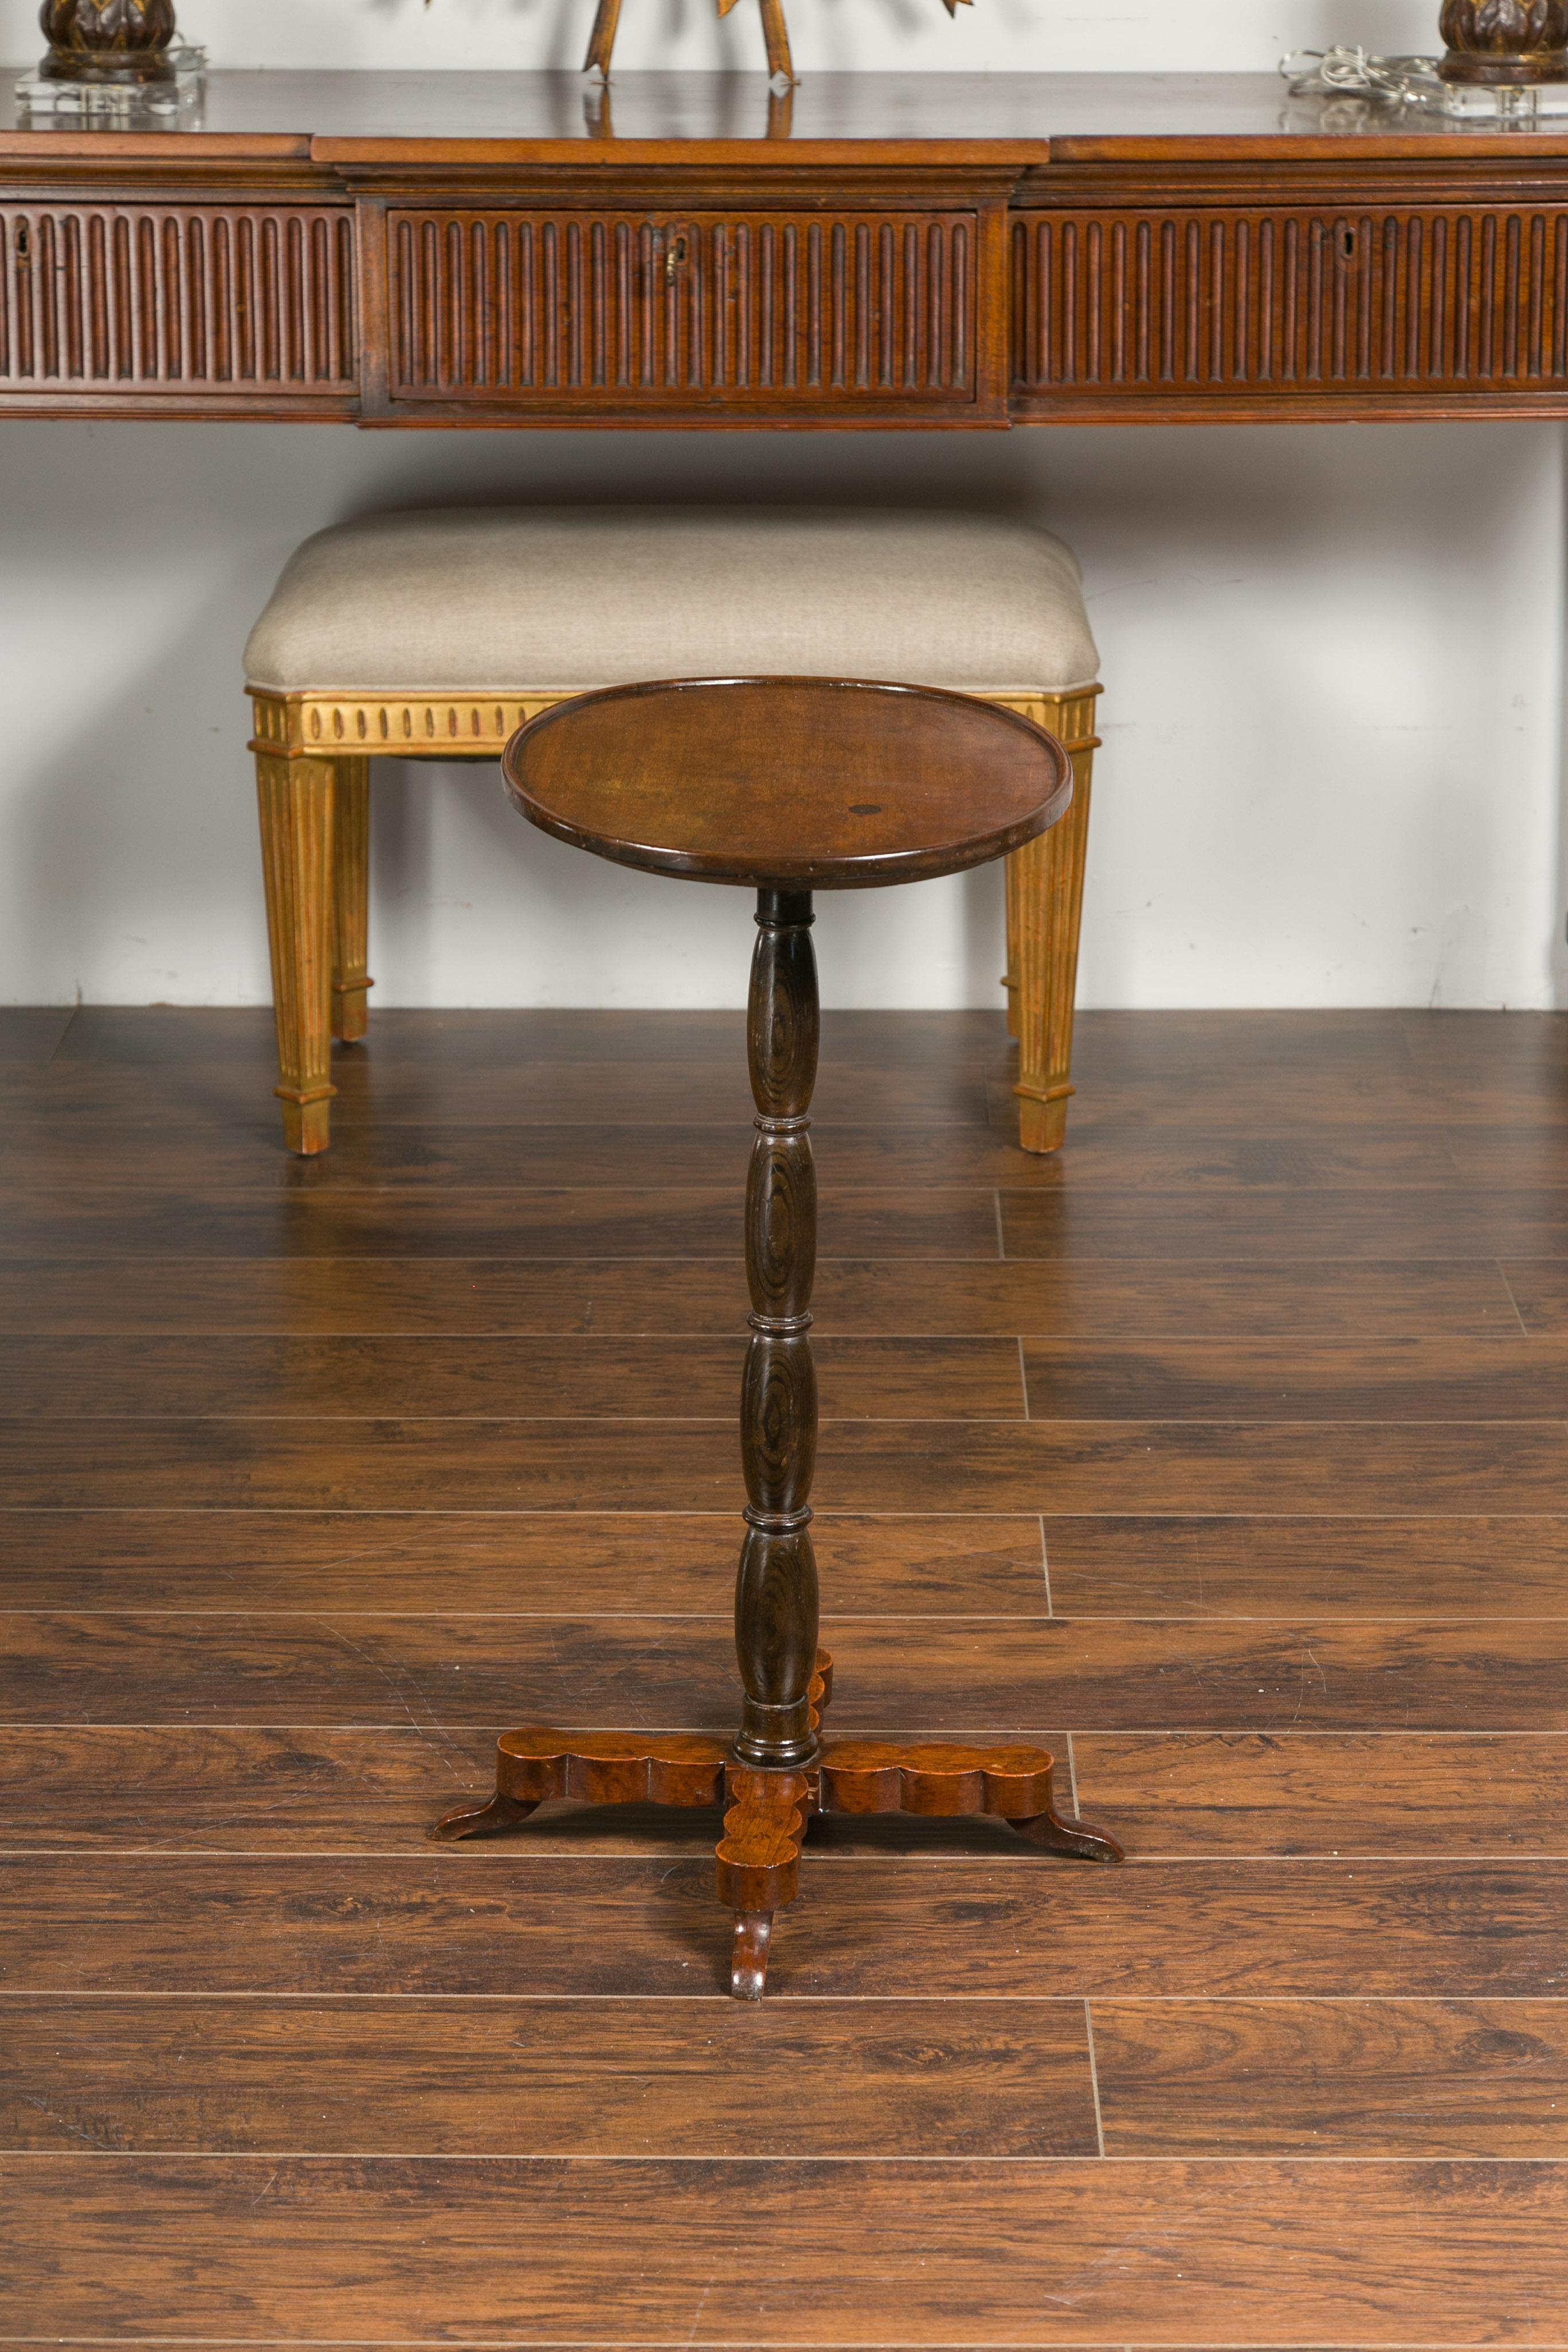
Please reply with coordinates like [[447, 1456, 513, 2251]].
[[1440, 0, 1568, 81], [39, 0, 179, 83]]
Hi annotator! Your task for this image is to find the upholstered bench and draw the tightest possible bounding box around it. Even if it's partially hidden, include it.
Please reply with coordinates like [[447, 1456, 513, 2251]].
[[244, 507, 1101, 1155]]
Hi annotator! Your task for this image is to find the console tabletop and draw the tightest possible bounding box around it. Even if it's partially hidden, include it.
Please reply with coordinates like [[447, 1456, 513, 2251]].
[[3, 70, 1567, 426]]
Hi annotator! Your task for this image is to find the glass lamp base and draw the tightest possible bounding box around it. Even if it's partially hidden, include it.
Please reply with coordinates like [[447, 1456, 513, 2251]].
[[16, 43, 205, 119]]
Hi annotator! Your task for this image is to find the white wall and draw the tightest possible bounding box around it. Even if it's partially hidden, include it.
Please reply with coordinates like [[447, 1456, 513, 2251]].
[[3, 0, 1565, 1013]]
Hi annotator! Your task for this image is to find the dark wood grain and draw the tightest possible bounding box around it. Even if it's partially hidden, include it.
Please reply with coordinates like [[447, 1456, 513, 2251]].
[[0, 1008, 73, 1063], [0, 1116, 1067, 1193], [0, 1255, 1518, 1338], [1442, 1130, 1568, 1187], [1502, 1260, 1568, 1332], [989, 1068, 1464, 1133], [1010, 182, 1568, 424], [0, 1183, 1001, 1260], [30, 1003, 995, 1069], [1047, 1514, 1568, 1616], [1400, 1008, 1568, 1061], [1075, 1731, 1568, 1856], [998, 1124, 1469, 1191], [5, 1056, 993, 1129], [10, 1001, 1568, 2341], [0, 1995, 1098, 2157], [1062, 1010, 1419, 1077], [381, 203, 1005, 426], [1381, 1069, 1568, 1130], [4, 1857, 1563, 1998], [1002, 1184, 1568, 1261], [503, 681, 1071, 888], [9, 1724, 1563, 1856], [0, 196, 358, 418], [22, 1037, 1550, 1139], [5, 1613, 1566, 1732], [20, 71, 1568, 448], [812, 1417, 1568, 1515], [1021, 1332, 1568, 1420], [0, 1725, 516, 1852], [0, 1724, 1116, 1856], [2, 2156, 1564, 2341], [1092, 1998, 1568, 2156], [0, 1510, 1048, 1614], [8, 1414, 1565, 1511], [0, 1332, 1025, 1421], [11, 1111, 1561, 1197]]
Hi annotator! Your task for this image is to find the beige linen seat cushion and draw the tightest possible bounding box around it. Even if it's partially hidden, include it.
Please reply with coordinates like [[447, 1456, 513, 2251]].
[[244, 507, 1099, 700]]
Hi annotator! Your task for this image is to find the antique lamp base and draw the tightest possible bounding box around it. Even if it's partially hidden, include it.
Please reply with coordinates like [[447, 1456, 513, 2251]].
[[1438, 0, 1568, 79], [40, 46, 173, 82], [1440, 48, 1568, 78]]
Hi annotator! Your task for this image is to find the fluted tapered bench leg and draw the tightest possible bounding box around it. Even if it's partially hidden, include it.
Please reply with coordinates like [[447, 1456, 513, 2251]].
[[255, 746, 336, 1157], [1004, 693, 1101, 1157], [330, 756, 373, 1045]]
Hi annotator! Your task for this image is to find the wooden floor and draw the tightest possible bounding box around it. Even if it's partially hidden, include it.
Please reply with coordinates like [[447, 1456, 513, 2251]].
[[3, 1000, 1568, 2345]]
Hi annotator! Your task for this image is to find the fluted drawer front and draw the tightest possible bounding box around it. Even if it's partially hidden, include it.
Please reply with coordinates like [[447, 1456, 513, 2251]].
[[0, 203, 358, 397], [1013, 205, 1568, 405], [386, 208, 980, 411]]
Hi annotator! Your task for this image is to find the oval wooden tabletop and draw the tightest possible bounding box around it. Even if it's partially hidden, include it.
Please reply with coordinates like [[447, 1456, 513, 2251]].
[[501, 677, 1074, 889]]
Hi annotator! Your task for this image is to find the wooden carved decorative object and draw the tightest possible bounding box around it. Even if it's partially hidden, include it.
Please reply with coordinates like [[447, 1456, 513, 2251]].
[[1440, 0, 1568, 81], [434, 678, 1123, 1999], [38, 0, 178, 83], [582, 0, 974, 88]]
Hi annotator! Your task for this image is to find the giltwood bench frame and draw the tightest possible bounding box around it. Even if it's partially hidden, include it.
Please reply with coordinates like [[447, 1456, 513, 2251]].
[[249, 681, 1101, 1155]]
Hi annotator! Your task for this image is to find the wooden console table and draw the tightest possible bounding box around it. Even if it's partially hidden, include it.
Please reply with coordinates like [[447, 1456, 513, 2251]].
[[6, 70, 1568, 429], [4, 70, 1560, 1153]]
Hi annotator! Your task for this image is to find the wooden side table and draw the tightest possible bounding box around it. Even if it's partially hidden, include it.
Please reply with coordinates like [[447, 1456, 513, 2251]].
[[435, 676, 1122, 1998]]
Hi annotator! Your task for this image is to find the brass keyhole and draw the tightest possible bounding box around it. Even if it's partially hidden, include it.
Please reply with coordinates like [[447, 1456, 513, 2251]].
[[665, 232, 688, 281], [14, 222, 30, 264]]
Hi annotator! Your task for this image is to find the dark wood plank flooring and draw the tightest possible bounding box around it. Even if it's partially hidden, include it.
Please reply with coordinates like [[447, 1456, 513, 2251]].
[[5, 1002, 1568, 2344]]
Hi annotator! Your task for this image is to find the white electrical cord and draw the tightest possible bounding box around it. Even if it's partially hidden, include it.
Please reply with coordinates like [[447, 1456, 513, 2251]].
[[1282, 42, 1568, 115]]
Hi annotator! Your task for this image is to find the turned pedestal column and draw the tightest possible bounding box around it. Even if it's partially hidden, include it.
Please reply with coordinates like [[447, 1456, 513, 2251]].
[[434, 676, 1123, 1999], [735, 888, 821, 1777]]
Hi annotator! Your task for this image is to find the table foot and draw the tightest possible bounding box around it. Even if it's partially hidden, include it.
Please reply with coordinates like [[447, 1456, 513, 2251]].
[[817, 1737, 1124, 1864], [429, 1730, 734, 1845], [429, 1649, 834, 1846], [715, 1766, 811, 1998], [432, 1789, 540, 1843], [731, 1911, 774, 2000], [430, 1663, 1120, 1994], [1014, 1808, 1124, 1863]]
